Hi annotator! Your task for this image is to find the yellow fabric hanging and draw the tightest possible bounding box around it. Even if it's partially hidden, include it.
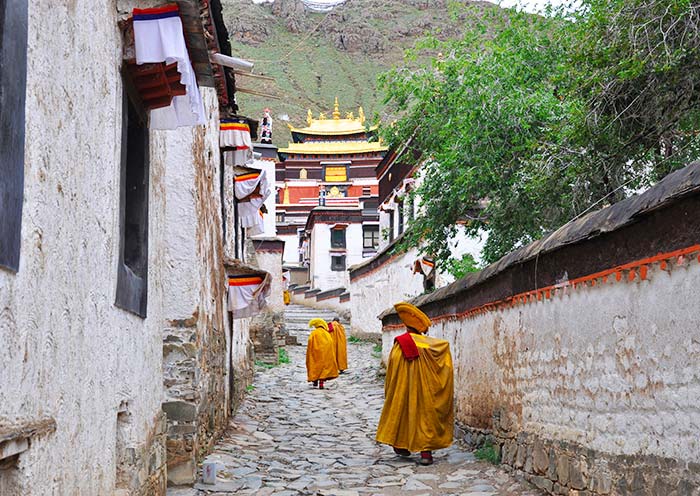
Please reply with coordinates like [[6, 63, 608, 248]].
[[376, 332, 454, 452], [331, 322, 348, 371], [306, 322, 338, 382]]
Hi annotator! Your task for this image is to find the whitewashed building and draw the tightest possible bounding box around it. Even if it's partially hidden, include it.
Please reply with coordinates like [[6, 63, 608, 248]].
[[0, 1, 264, 493]]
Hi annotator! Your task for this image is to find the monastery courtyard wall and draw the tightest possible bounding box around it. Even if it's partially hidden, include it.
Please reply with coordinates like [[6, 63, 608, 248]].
[[382, 163, 700, 494]]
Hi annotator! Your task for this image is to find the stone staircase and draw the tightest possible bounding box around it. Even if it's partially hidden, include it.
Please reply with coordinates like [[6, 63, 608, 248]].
[[284, 303, 343, 342]]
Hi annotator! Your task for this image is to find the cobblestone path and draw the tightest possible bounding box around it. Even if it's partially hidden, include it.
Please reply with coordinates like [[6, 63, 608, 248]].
[[171, 320, 541, 496]]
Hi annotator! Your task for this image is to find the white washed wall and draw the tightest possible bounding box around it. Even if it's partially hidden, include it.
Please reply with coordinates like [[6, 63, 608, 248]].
[[310, 223, 364, 291], [0, 2, 166, 493], [350, 247, 425, 340], [422, 259, 700, 460]]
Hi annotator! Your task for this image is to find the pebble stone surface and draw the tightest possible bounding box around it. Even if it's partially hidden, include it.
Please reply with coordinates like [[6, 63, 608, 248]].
[[169, 313, 542, 496]]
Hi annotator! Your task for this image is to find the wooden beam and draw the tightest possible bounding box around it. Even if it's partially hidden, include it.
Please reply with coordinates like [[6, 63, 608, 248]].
[[234, 71, 276, 81], [236, 87, 283, 100]]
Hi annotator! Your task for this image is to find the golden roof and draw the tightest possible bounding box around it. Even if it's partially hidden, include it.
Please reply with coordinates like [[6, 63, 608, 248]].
[[288, 97, 378, 136], [278, 141, 388, 155]]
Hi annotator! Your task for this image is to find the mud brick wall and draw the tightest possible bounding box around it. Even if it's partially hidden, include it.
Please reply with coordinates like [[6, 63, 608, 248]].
[[382, 164, 700, 495]]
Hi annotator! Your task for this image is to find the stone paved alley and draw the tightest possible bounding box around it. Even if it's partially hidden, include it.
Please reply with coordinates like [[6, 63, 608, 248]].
[[169, 310, 541, 496]]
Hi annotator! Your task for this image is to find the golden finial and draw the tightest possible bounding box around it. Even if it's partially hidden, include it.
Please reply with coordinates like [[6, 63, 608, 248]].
[[319, 112, 327, 120], [307, 109, 313, 126], [345, 111, 354, 119], [333, 96, 341, 120], [358, 106, 366, 125]]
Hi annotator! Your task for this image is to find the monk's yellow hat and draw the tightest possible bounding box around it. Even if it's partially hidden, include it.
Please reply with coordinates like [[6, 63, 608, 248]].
[[308, 318, 329, 331], [394, 302, 431, 333]]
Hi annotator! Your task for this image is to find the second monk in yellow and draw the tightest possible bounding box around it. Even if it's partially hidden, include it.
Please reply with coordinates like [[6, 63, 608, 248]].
[[375, 302, 454, 465], [306, 318, 338, 389]]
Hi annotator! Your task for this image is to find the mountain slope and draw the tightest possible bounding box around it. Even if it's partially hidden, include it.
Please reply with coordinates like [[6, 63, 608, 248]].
[[221, 0, 493, 146]]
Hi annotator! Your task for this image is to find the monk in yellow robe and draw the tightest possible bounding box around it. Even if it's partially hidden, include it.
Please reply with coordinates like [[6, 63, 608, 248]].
[[306, 318, 338, 389], [376, 302, 454, 465], [283, 290, 291, 305], [329, 317, 348, 373]]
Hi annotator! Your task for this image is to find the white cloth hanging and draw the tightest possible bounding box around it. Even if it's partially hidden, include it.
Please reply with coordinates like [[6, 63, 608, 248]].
[[220, 119, 252, 149], [133, 5, 205, 130], [228, 274, 270, 318], [234, 168, 271, 236]]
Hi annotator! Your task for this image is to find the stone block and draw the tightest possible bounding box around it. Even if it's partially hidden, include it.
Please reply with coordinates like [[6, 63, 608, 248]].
[[557, 454, 571, 486], [533, 441, 549, 475], [168, 459, 196, 486], [589, 471, 612, 494], [569, 461, 588, 490], [163, 401, 196, 422], [515, 444, 527, 469], [532, 475, 554, 493]]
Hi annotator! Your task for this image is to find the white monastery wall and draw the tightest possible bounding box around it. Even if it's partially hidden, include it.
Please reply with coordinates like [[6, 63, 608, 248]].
[[350, 246, 424, 340], [0, 2, 168, 493], [310, 223, 363, 291], [429, 260, 700, 461]]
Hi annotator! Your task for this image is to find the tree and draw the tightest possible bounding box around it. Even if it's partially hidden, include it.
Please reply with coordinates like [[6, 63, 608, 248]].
[[381, 1, 700, 264]]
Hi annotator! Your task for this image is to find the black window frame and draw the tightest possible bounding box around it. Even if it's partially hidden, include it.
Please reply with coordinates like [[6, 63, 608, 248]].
[[363, 225, 380, 250], [115, 81, 150, 318], [397, 199, 405, 235], [0, 0, 29, 273], [330, 228, 346, 249], [330, 255, 346, 271]]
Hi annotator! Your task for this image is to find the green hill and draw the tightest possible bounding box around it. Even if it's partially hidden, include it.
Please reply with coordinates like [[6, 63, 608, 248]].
[[221, 0, 492, 146]]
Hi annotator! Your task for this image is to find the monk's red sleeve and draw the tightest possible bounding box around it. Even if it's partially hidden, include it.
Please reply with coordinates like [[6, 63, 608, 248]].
[[394, 332, 420, 361]]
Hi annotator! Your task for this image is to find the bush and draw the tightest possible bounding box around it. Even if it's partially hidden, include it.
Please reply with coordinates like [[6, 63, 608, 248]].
[[474, 442, 501, 465]]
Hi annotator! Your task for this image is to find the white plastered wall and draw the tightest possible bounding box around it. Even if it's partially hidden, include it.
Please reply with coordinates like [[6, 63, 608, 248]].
[[0, 1, 167, 493], [309, 223, 364, 291], [424, 259, 700, 460]]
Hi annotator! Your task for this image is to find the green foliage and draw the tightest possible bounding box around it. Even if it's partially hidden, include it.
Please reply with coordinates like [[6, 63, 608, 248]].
[[278, 348, 290, 364], [373, 344, 382, 354], [442, 253, 479, 279], [348, 335, 363, 344], [381, 1, 700, 265], [474, 442, 501, 465], [254, 360, 275, 369], [246, 384, 256, 392]]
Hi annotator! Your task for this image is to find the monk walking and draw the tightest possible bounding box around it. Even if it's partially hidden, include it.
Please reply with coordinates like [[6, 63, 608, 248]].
[[375, 302, 454, 465], [306, 318, 338, 389], [328, 317, 348, 373]]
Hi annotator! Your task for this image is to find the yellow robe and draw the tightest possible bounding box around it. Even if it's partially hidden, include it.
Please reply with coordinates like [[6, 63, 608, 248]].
[[376, 332, 454, 452], [283, 290, 291, 305], [330, 322, 348, 371], [306, 326, 339, 382]]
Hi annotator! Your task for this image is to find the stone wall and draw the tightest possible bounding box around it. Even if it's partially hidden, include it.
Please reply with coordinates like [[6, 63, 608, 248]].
[[159, 88, 232, 486], [381, 163, 700, 494]]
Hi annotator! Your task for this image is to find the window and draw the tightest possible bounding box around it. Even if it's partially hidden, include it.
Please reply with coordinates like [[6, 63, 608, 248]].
[[363, 226, 379, 250], [324, 165, 347, 182], [331, 255, 346, 271], [397, 200, 405, 235], [330, 228, 346, 248], [299, 168, 307, 179], [115, 86, 150, 317], [362, 186, 371, 196], [275, 212, 285, 223], [0, 0, 29, 272], [388, 212, 395, 242]]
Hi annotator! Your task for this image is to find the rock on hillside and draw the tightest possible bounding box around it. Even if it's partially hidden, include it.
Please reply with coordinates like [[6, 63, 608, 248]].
[[220, 0, 495, 145]]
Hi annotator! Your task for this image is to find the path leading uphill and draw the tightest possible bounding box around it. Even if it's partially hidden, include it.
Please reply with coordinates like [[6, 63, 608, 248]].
[[169, 308, 541, 495]]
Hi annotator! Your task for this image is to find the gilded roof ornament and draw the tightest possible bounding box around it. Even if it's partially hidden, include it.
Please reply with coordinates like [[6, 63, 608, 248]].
[[333, 96, 341, 120], [345, 111, 354, 119], [358, 107, 365, 125], [319, 112, 327, 120], [307, 109, 313, 126]]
